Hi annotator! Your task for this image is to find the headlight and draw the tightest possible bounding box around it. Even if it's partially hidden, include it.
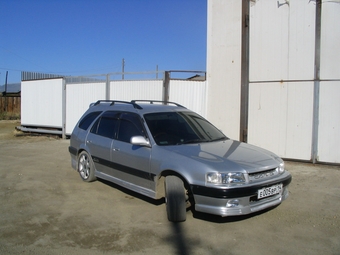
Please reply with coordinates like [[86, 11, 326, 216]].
[[227, 172, 246, 183], [206, 172, 246, 185], [278, 162, 285, 174], [206, 172, 222, 184]]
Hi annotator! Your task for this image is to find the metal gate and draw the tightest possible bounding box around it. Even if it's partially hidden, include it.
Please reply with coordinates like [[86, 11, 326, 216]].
[[246, 0, 340, 164]]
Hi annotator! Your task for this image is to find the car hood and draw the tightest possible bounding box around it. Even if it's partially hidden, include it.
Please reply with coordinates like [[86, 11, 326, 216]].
[[161, 139, 281, 173]]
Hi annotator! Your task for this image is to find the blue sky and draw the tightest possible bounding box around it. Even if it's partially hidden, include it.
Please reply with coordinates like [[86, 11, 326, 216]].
[[0, 0, 207, 84]]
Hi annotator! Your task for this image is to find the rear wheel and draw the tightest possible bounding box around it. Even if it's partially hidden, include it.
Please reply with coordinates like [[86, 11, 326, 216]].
[[78, 151, 96, 182], [165, 176, 187, 222]]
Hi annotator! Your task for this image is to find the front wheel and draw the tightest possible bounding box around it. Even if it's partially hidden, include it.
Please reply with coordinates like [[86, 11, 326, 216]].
[[165, 176, 187, 222], [78, 151, 96, 182]]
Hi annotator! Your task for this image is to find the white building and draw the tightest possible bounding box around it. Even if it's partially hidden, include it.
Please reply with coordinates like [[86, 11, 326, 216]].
[[206, 0, 340, 164]]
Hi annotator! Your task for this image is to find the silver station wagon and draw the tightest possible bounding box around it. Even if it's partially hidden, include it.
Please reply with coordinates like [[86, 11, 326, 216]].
[[69, 100, 292, 222]]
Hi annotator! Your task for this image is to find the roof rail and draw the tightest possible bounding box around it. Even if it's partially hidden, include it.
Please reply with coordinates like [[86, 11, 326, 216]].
[[91, 100, 143, 109], [131, 100, 186, 108]]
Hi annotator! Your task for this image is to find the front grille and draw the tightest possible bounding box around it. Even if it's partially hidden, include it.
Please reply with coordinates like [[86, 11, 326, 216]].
[[248, 168, 277, 182]]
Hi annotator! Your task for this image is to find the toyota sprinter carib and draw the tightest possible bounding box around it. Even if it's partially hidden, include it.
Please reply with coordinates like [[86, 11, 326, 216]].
[[69, 100, 292, 222]]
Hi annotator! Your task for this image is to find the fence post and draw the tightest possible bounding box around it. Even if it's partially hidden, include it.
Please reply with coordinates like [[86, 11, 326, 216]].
[[311, 0, 322, 163], [106, 74, 110, 100], [239, 0, 250, 143], [162, 71, 170, 103], [62, 78, 66, 139]]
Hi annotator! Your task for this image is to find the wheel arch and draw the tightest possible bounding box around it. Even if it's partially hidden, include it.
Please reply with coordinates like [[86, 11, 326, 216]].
[[74, 147, 87, 170], [155, 169, 193, 201]]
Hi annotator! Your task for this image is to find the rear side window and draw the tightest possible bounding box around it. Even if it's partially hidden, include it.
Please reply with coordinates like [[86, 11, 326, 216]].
[[98, 118, 118, 139], [90, 111, 120, 139], [78, 111, 102, 130]]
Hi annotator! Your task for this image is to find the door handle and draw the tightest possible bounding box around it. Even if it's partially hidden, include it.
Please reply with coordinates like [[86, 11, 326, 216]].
[[112, 148, 120, 152]]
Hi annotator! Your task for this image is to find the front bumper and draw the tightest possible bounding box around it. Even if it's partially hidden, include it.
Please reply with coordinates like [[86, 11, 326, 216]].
[[192, 172, 292, 217]]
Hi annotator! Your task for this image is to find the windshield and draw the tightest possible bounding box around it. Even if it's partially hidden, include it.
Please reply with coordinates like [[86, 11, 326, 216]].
[[144, 111, 227, 146]]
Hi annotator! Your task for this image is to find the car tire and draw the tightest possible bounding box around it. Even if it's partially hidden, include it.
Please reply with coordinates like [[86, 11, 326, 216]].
[[78, 151, 96, 182], [165, 176, 186, 222]]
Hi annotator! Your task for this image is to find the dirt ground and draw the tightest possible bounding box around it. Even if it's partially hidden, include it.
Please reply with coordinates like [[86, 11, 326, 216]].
[[0, 120, 339, 255]]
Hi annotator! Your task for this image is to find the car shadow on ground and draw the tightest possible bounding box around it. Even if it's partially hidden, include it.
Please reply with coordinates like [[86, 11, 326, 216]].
[[98, 178, 165, 206], [98, 177, 278, 224], [98, 178, 281, 255]]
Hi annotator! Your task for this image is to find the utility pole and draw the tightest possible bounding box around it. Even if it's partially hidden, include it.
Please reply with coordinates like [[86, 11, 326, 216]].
[[4, 71, 8, 94], [122, 58, 125, 80], [5, 71, 8, 112]]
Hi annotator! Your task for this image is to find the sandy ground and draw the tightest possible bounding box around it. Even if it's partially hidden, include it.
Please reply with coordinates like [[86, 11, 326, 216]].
[[0, 120, 339, 255]]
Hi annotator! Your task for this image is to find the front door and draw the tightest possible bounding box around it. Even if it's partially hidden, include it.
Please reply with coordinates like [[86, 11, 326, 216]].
[[110, 112, 153, 191]]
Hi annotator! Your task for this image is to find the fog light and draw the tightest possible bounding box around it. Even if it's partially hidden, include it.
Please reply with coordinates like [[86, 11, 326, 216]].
[[226, 199, 239, 208]]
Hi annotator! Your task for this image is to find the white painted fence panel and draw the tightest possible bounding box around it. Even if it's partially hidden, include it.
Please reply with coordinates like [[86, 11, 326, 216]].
[[250, 0, 315, 81], [248, 82, 314, 160], [65, 82, 106, 134], [287, 0, 316, 80], [249, 0, 289, 81], [64, 79, 204, 135], [320, 1, 340, 79], [168, 80, 207, 117], [21, 79, 63, 128], [110, 80, 163, 101], [318, 81, 340, 163]]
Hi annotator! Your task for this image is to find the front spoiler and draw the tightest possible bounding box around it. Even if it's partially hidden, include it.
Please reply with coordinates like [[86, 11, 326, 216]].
[[194, 185, 290, 217]]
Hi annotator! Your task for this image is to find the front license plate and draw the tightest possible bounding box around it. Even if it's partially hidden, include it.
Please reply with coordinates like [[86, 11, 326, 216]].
[[257, 184, 283, 199]]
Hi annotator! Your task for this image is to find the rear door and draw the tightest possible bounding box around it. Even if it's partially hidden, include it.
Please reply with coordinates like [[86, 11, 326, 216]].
[[86, 111, 119, 175]]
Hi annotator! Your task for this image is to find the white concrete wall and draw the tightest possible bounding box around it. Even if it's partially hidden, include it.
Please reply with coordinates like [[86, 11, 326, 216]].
[[206, 0, 242, 139]]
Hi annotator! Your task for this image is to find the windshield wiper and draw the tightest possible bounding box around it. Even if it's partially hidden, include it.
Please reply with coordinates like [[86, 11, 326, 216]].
[[178, 139, 209, 145], [210, 137, 228, 142]]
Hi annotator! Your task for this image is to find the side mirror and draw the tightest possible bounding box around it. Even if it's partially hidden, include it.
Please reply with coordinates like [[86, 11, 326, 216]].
[[130, 136, 151, 147]]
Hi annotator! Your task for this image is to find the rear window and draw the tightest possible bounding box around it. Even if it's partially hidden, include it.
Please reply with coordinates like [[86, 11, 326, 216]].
[[78, 111, 102, 130]]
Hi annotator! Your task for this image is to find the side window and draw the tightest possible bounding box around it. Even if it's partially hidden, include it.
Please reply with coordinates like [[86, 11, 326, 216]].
[[78, 111, 102, 130], [97, 117, 118, 139], [117, 113, 146, 143], [90, 111, 119, 139]]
